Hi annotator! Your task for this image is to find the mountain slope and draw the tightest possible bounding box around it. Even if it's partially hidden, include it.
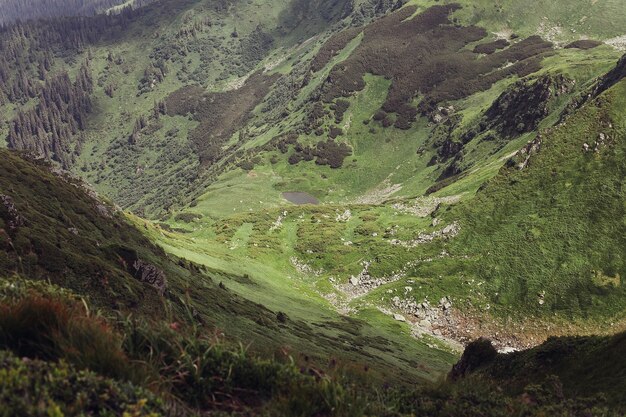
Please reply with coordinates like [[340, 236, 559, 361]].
[[449, 72, 626, 317], [0, 0, 623, 215], [0, 148, 457, 385], [157, 60, 626, 351], [0, 149, 624, 413], [1, 0, 626, 414]]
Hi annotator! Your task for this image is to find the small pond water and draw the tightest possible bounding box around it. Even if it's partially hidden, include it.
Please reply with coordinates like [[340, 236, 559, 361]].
[[282, 192, 319, 205]]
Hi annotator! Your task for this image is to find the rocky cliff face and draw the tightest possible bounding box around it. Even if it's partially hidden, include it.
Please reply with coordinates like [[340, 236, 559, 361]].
[[595, 53, 626, 94], [131, 259, 167, 296], [484, 75, 574, 137]]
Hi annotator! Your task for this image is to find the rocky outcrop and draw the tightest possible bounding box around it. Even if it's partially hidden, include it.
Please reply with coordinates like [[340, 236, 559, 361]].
[[448, 338, 498, 380], [132, 259, 167, 296], [582, 132, 611, 154], [389, 222, 460, 247], [340, 260, 418, 300], [484, 75, 574, 138], [394, 295, 454, 335], [506, 134, 543, 170], [0, 195, 25, 234]]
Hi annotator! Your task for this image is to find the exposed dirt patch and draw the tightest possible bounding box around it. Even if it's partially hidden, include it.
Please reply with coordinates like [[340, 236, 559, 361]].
[[391, 195, 463, 217], [353, 179, 402, 205], [389, 221, 460, 248], [537, 22, 563, 43], [287, 139, 352, 168], [606, 35, 626, 51]]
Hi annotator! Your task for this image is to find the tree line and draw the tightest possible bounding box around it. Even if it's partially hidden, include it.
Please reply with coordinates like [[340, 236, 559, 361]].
[[6, 63, 93, 169], [0, 3, 155, 167], [0, 0, 152, 25]]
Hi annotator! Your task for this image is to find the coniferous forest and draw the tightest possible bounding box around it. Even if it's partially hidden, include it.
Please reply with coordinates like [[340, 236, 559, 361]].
[[0, 0, 152, 25], [0, 5, 148, 167]]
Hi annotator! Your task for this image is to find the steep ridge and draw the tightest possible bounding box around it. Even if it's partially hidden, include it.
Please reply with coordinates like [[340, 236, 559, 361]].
[[383, 66, 626, 348], [450, 73, 626, 318], [0, 149, 278, 326]]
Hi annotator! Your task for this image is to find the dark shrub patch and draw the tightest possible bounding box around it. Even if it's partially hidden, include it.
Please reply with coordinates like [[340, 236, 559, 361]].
[[394, 114, 411, 130], [320, 5, 552, 129], [314, 140, 352, 168], [166, 71, 279, 165], [565, 39, 603, 50], [333, 99, 350, 123], [174, 212, 203, 223], [288, 153, 303, 165], [288, 139, 352, 168], [473, 38, 510, 54], [238, 157, 261, 171], [373, 109, 387, 121], [270, 132, 299, 154], [310, 27, 362, 72], [329, 126, 344, 138], [303, 102, 328, 133]]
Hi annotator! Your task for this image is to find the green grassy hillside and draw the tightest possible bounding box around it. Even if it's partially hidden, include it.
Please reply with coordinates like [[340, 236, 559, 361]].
[[449, 77, 626, 318], [3, 145, 623, 416], [0, 149, 459, 386], [1, 276, 624, 415]]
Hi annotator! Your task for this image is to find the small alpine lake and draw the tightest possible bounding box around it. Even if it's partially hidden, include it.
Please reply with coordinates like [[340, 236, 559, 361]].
[[282, 192, 319, 205]]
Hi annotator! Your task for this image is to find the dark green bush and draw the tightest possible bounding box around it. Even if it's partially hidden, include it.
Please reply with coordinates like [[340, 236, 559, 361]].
[[174, 212, 203, 223]]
